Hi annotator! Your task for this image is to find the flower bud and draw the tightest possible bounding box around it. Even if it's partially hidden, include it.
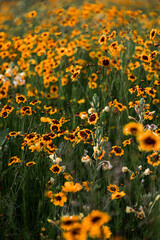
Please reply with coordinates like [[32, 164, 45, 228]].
[[155, 194, 160, 202], [122, 166, 128, 172], [144, 168, 150, 175], [126, 206, 133, 213]]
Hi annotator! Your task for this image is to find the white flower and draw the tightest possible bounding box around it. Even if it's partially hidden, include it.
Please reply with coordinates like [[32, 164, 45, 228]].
[[80, 113, 88, 119], [102, 106, 109, 113], [144, 168, 150, 175], [126, 206, 133, 213], [88, 108, 94, 114], [138, 165, 142, 170], [122, 166, 128, 172], [81, 155, 92, 163]]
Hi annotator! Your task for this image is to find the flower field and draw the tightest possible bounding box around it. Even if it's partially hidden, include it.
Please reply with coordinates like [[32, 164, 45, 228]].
[[0, 0, 160, 239]]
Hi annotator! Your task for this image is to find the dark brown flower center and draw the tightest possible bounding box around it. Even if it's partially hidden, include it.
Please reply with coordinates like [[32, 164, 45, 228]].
[[55, 196, 62, 201], [114, 147, 122, 153], [102, 59, 109, 66], [144, 137, 156, 145], [71, 228, 81, 236], [91, 216, 101, 223], [53, 166, 60, 172]]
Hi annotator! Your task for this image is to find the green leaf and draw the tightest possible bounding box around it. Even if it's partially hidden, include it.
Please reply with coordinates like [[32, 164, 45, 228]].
[[0, 128, 9, 147]]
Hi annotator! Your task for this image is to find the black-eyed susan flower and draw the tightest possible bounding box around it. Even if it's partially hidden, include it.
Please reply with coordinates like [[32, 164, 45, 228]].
[[107, 184, 119, 193], [114, 102, 126, 111], [88, 81, 97, 89], [47, 142, 57, 153], [49, 108, 57, 115], [150, 29, 157, 40], [20, 106, 32, 116], [111, 191, 125, 200], [63, 222, 87, 240], [61, 216, 80, 230], [50, 124, 60, 132], [16, 94, 26, 104], [50, 164, 61, 174], [8, 156, 21, 166], [63, 173, 73, 181], [155, 129, 160, 135], [71, 70, 80, 81], [98, 149, 105, 160], [26, 161, 36, 166], [145, 87, 156, 98], [26, 11, 37, 18], [41, 134, 52, 144], [45, 191, 53, 202], [137, 130, 160, 152], [82, 210, 110, 232], [88, 113, 98, 125], [141, 54, 150, 62], [9, 131, 20, 137], [128, 73, 136, 82], [99, 56, 110, 67], [50, 85, 58, 95], [99, 35, 107, 44], [53, 192, 67, 206], [123, 139, 132, 146], [64, 134, 77, 143], [78, 129, 90, 141], [109, 146, 124, 156], [0, 110, 9, 118], [152, 99, 159, 105], [30, 99, 41, 105], [147, 152, 160, 167], [123, 122, 143, 136]]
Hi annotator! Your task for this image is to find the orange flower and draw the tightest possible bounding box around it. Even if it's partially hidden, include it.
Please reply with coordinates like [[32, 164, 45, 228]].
[[61, 216, 80, 230], [137, 130, 160, 152], [26, 11, 37, 18], [26, 161, 36, 167], [83, 210, 110, 232], [109, 146, 124, 156], [62, 181, 82, 193], [53, 192, 67, 206], [107, 184, 119, 193], [88, 113, 98, 125], [123, 122, 143, 136], [50, 164, 61, 174], [63, 223, 87, 240], [150, 29, 157, 40], [8, 156, 21, 166], [111, 191, 125, 199]]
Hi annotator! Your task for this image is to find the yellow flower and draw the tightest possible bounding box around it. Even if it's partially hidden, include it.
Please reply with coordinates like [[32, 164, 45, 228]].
[[111, 191, 125, 200], [137, 130, 160, 152], [53, 192, 67, 206], [62, 181, 83, 193], [63, 223, 87, 240], [50, 164, 62, 174], [147, 152, 160, 167], [82, 210, 110, 232], [123, 122, 143, 136], [26, 11, 37, 18], [61, 216, 80, 230], [109, 146, 124, 156], [107, 184, 119, 193], [26, 161, 36, 167], [88, 113, 98, 125]]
